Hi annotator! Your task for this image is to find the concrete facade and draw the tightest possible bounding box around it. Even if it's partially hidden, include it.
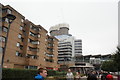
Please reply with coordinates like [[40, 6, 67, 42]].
[[49, 23, 69, 36], [49, 24, 82, 67], [74, 39, 82, 55]]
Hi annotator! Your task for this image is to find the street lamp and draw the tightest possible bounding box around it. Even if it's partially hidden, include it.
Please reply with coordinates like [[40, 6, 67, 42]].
[[1, 14, 16, 68]]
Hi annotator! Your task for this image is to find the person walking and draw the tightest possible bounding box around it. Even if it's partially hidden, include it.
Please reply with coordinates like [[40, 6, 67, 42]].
[[101, 71, 108, 80], [87, 71, 97, 80], [74, 72, 81, 80], [34, 68, 47, 80], [106, 73, 113, 80], [66, 69, 74, 80]]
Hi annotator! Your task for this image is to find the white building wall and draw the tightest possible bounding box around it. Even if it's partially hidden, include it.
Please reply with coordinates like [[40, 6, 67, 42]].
[[55, 35, 82, 63], [49, 23, 82, 63], [74, 39, 82, 55], [55, 35, 75, 57]]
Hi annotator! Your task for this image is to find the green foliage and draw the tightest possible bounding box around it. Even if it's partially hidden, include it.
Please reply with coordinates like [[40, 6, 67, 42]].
[[101, 60, 117, 72], [101, 47, 120, 72], [2, 68, 68, 80], [113, 47, 120, 71], [47, 69, 67, 77], [47, 69, 57, 76], [2, 68, 37, 80], [55, 71, 67, 77]]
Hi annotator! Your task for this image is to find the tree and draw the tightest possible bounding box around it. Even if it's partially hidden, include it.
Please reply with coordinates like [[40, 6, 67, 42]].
[[101, 60, 117, 72], [113, 46, 120, 80], [101, 46, 120, 80], [113, 47, 120, 71]]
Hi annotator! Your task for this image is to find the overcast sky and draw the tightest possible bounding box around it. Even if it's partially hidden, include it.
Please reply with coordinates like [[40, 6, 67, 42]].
[[1, 0, 119, 55]]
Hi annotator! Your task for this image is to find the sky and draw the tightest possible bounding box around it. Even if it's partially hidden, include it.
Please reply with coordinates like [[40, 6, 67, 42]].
[[1, 0, 119, 55]]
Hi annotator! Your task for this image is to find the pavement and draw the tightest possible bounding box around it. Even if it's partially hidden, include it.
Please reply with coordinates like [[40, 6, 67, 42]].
[[80, 75, 118, 80], [46, 75, 118, 80], [80, 76, 87, 80]]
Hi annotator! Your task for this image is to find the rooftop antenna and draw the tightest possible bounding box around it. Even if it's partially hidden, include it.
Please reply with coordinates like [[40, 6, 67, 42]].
[[57, 7, 65, 24], [60, 8, 65, 23]]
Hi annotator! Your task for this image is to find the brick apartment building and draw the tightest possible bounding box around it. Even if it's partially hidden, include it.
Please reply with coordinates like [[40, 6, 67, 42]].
[[0, 4, 59, 69]]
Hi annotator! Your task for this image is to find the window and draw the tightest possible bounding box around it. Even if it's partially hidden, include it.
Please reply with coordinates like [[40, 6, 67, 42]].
[[7, 9, 12, 14], [5, 18, 9, 23], [0, 47, 3, 53], [16, 42, 20, 47], [28, 46, 39, 52], [31, 55, 37, 59], [29, 31, 38, 37], [21, 37, 24, 42], [21, 19, 24, 23], [28, 39, 30, 42], [26, 54, 38, 59], [38, 34, 41, 38], [29, 32, 32, 36], [45, 39, 47, 41], [19, 26, 23, 30], [2, 8, 7, 13], [24, 66, 37, 69], [0, 36, 6, 42], [38, 28, 41, 31], [22, 30, 26, 35], [16, 51, 19, 56], [3, 27, 8, 32], [30, 25, 32, 28], [2, 37, 5, 42], [18, 34, 22, 39], [31, 41, 40, 45], [20, 45, 23, 50], [16, 51, 22, 57], [37, 41, 40, 44], [26, 54, 30, 58], [44, 58, 46, 61]]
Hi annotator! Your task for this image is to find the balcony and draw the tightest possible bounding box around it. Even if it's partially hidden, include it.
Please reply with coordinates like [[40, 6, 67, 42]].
[[29, 35, 38, 40], [29, 31, 39, 38], [58, 50, 72, 53], [47, 46, 53, 49], [30, 26, 40, 33], [30, 29, 37, 33], [45, 58, 54, 63], [58, 49, 72, 52], [47, 40, 53, 43], [28, 46, 39, 53], [58, 55, 71, 58], [29, 48, 39, 52], [28, 43, 37, 48], [59, 52, 71, 54], [45, 53, 54, 59], [47, 48, 53, 52]]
